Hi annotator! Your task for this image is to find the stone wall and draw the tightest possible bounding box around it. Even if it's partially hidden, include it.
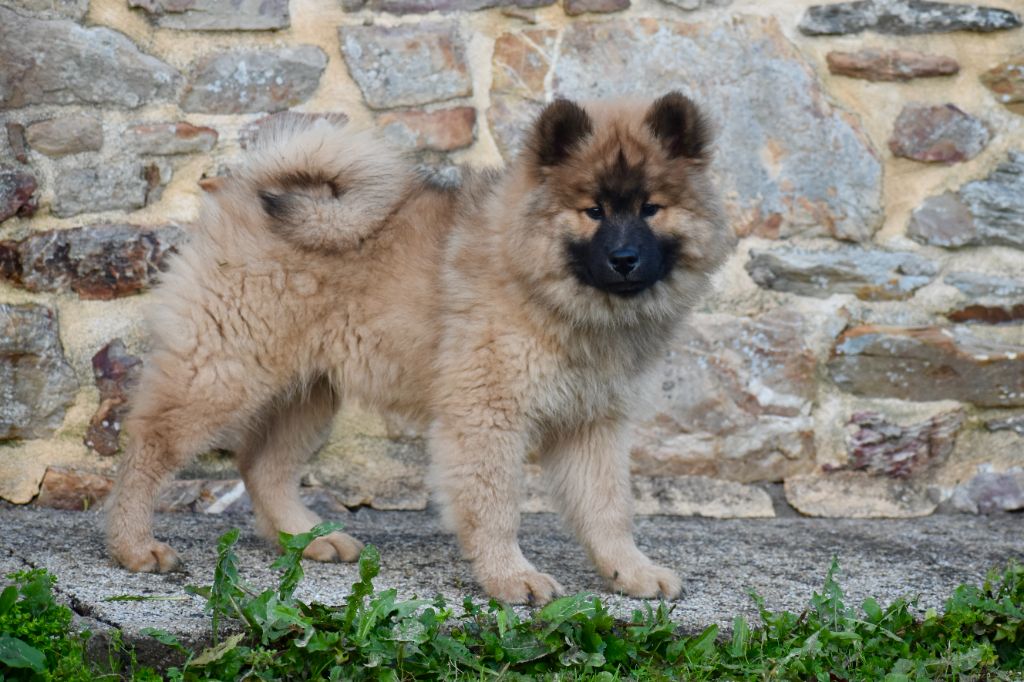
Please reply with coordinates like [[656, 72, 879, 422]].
[[1, 0, 1022, 518]]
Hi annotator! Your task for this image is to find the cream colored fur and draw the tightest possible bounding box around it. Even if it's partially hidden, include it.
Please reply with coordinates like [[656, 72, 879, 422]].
[[105, 97, 732, 604]]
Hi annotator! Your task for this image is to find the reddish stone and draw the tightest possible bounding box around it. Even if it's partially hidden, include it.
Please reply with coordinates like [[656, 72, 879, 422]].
[[492, 29, 558, 100], [32, 468, 254, 514], [84, 339, 143, 456], [889, 104, 991, 164], [827, 48, 959, 81], [25, 115, 103, 158], [828, 325, 1024, 407], [0, 167, 38, 222], [126, 121, 218, 155], [840, 409, 964, 478], [564, 0, 628, 14], [0, 224, 184, 300], [35, 467, 113, 511], [376, 107, 476, 152], [980, 54, 1024, 115]]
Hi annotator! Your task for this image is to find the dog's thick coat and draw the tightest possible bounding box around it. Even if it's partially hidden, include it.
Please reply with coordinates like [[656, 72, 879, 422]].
[[106, 95, 733, 604]]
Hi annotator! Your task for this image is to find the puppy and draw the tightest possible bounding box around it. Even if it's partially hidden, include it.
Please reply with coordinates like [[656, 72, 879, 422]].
[[105, 93, 732, 604]]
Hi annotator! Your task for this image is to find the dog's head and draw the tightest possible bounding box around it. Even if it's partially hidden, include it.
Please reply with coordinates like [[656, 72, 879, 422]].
[[505, 92, 733, 327]]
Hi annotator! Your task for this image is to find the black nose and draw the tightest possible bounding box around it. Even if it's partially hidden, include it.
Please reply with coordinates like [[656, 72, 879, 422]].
[[608, 247, 639, 276]]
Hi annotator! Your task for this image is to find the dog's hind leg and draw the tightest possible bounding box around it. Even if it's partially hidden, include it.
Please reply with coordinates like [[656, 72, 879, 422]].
[[236, 377, 363, 563], [105, 349, 282, 573]]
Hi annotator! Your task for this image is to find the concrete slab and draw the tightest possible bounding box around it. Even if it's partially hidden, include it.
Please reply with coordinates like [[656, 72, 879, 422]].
[[1, 505, 1021, 667]]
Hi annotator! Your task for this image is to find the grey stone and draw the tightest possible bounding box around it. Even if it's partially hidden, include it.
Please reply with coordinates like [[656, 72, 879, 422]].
[[6, 123, 28, 164], [981, 53, 1024, 115], [841, 409, 964, 478], [659, 0, 732, 9], [785, 472, 937, 517], [349, 0, 554, 11], [0, 304, 79, 440], [564, 0, 629, 15], [340, 22, 472, 109], [0, 167, 38, 222], [908, 152, 1024, 249], [986, 414, 1024, 435], [125, 122, 218, 155], [828, 325, 1024, 407], [630, 310, 819, 483], [0, 223, 185, 299], [0, 7, 180, 109], [799, 0, 1022, 36], [631, 476, 775, 518], [493, 17, 883, 242], [826, 48, 959, 81], [4, 0, 89, 19], [25, 115, 103, 158], [52, 161, 158, 217], [181, 46, 327, 114], [128, 0, 289, 30], [946, 468, 1024, 513], [944, 271, 1024, 324], [4, 507, 1019, 657], [889, 104, 991, 164], [522, 468, 775, 517], [316, 436, 430, 511], [746, 245, 937, 301]]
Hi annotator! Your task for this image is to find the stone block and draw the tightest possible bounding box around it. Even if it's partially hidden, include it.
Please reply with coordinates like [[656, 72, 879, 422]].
[[0, 224, 184, 299], [0, 7, 180, 109], [908, 152, 1024, 249], [828, 325, 1024, 407], [746, 245, 937, 301], [128, 0, 289, 30], [25, 115, 103, 158], [799, 0, 1021, 36], [826, 49, 959, 81], [0, 304, 79, 440], [181, 46, 327, 114], [889, 104, 991, 164], [340, 22, 471, 109]]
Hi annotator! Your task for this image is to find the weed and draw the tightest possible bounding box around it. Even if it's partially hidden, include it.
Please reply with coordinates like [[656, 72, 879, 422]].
[[2, 524, 1022, 681]]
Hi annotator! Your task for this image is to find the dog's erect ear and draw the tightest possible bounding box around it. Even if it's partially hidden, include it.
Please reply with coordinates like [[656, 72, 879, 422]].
[[529, 99, 593, 169], [644, 91, 711, 161]]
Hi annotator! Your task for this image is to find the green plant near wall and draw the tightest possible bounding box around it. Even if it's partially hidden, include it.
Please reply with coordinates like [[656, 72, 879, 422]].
[[1, 524, 1022, 681]]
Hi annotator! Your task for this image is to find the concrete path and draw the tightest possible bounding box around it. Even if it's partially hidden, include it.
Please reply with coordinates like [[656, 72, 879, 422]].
[[1, 505, 1020, 666]]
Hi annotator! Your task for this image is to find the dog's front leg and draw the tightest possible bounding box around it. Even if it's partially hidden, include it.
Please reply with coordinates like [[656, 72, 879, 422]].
[[541, 417, 682, 600], [430, 418, 563, 605]]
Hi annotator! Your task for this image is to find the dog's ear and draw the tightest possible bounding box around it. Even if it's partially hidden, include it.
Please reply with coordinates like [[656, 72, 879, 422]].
[[529, 99, 593, 169], [645, 91, 711, 161]]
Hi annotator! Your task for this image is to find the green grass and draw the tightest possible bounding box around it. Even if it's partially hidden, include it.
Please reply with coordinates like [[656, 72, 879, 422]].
[[1, 523, 1022, 681]]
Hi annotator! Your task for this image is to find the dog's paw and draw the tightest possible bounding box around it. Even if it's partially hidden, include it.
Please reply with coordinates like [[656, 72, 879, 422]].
[[302, 531, 364, 563], [482, 570, 565, 605], [609, 562, 682, 600], [112, 540, 182, 573]]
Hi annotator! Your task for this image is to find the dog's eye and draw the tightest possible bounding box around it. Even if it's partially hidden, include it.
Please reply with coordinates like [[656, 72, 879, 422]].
[[641, 203, 662, 218], [583, 206, 604, 220]]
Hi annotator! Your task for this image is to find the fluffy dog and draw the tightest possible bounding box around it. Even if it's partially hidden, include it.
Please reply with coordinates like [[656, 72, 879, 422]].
[[105, 93, 732, 604]]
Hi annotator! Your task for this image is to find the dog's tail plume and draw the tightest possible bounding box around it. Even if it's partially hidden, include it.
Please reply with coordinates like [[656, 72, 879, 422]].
[[233, 113, 414, 253]]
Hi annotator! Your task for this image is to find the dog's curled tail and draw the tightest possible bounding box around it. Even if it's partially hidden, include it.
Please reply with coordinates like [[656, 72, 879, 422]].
[[235, 113, 415, 253]]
